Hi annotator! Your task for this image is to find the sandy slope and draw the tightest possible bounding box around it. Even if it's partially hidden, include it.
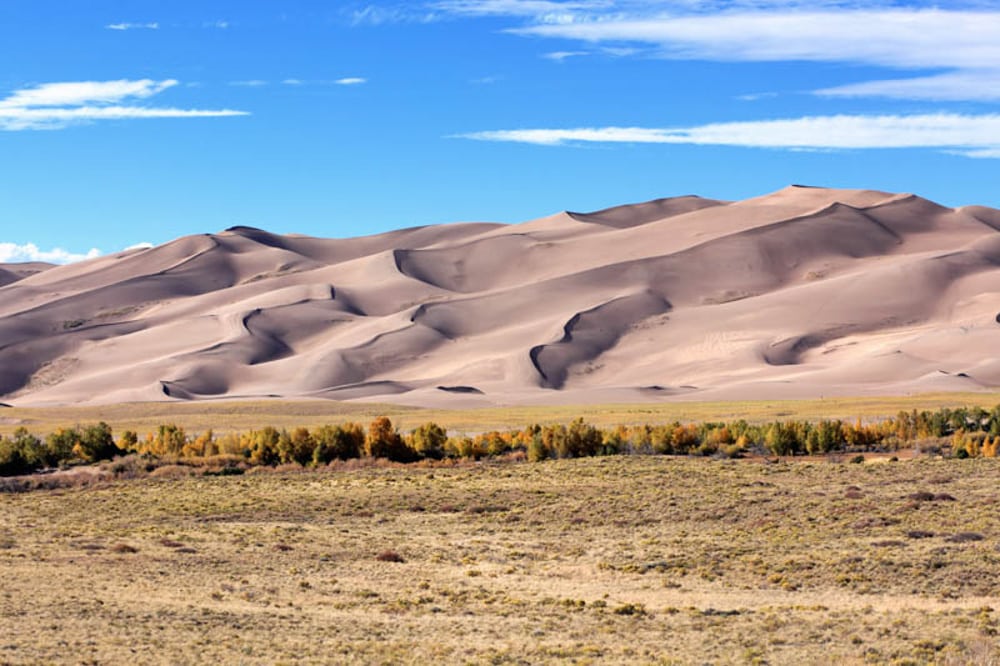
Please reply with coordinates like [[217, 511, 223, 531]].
[[1, 185, 999, 407]]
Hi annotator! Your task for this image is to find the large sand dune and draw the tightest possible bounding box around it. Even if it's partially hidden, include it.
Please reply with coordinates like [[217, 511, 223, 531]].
[[2, 185, 999, 407]]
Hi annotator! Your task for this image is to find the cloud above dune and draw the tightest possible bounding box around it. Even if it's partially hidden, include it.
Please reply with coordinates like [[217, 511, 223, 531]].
[[458, 113, 1000, 157], [0, 240, 156, 265], [0, 243, 101, 264], [0, 79, 248, 131]]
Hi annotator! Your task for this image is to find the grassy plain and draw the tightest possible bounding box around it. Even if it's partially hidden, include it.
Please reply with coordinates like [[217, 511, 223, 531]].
[[2, 455, 1000, 664], [3, 391, 1000, 437]]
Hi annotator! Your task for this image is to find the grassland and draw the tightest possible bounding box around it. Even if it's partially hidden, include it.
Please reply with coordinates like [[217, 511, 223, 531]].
[[3, 391, 1000, 437], [2, 455, 1000, 664]]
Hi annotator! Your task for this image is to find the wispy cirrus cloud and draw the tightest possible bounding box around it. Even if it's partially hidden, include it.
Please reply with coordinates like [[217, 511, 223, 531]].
[[433, 0, 610, 19], [457, 113, 1000, 158], [513, 9, 1000, 70], [349, 5, 441, 25], [230, 78, 367, 87], [430, 2, 1000, 102], [0, 79, 248, 131], [543, 50, 590, 61], [818, 70, 1000, 102], [106, 22, 159, 31]]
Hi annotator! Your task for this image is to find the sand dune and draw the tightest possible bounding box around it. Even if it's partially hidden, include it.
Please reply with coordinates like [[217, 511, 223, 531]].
[[2, 185, 999, 407]]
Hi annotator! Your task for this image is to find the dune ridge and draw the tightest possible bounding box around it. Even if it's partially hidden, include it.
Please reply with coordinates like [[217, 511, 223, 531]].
[[2, 185, 999, 407]]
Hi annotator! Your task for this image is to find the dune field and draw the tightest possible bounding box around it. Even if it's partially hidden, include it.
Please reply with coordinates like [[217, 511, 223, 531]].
[[2, 185, 999, 408]]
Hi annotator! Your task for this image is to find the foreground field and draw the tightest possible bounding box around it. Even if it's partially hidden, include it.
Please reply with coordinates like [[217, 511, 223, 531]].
[[2, 456, 999, 664], [3, 391, 1000, 436]]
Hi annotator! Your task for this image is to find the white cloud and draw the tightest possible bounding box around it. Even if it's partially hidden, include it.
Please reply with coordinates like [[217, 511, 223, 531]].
[[0, 240, 160, 265], [457, 113, 1000, 157], [818, 70, 1000, 102], [123, 242, 154, 251], [434, 0, 611, 19], [349, 5, 441, 25], [0, 79, 248, 131], [737, 91, 779, 101], [543, 50, 590, 61], [0, 243, 101, 264], [282, 79, 304, 86], [106, 22, 159, 31], [515, 10, 1000, 70], [205, 20, 230, 29], [334, 77, 368, 85], [230, 80, 269, 87], [0, 80, 177, 108], [431, 3, 1000, 102]]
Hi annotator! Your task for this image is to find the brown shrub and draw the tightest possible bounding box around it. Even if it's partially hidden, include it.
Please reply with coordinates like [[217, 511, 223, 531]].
[[946, 532, 985, 543], [906, 530, 936, 539], [149, 465, 195, 479], [375, 550, 405, 563], [159, 538, 185, 548]]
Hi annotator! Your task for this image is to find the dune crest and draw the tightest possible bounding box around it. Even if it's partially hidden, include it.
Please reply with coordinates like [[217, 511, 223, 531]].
[[2, 186, 999, 406]]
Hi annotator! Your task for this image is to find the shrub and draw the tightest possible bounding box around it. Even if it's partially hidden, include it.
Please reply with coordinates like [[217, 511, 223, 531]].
[[946, 532, 984, 543], [375, 550, 405, 563], [527, 434, 550, 462]]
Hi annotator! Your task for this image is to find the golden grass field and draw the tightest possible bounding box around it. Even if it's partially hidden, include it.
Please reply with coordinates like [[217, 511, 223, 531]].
[[3, 391, 1000, 437], [2, 453, 1000, 664]]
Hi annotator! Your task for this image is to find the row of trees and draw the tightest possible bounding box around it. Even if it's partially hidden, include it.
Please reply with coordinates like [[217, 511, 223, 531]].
[[3, 405, 1000, 477], [0, 423, 118, 476]]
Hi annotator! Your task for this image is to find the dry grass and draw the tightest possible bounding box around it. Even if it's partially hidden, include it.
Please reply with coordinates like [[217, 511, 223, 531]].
[[2, 455, 1000, 664], [2, 391, 1000, 437]]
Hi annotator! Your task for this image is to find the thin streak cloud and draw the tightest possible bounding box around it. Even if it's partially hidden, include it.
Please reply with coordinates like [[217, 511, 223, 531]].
[[0, 79, 248, 131], [106, 22, 159, 31], [458, 113, 1000, 157]]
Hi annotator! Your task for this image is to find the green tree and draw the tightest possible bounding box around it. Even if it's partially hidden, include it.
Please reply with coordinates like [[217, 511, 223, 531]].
[[366, 417, 416, 462], [410, 422, 447, 460], [281, 427, 316, 466], [0, 428, 45, 476], [312, 423, 364, 465], [565, 418, 602, 458], [45, 427, 80, 466], [74, 422, 119, 463], [248, 426, 281, 466]]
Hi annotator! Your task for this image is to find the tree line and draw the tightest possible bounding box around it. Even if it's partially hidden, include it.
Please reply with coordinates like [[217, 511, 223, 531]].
[[3, 405, 1000, 477]]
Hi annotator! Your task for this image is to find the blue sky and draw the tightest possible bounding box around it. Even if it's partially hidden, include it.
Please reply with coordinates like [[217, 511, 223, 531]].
[[3, 0, 1000, 262]]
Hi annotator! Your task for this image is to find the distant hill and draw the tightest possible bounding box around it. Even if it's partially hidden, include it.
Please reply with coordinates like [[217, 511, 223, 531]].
[[2, 185, 999, 407], [0, 261, 53, 288]]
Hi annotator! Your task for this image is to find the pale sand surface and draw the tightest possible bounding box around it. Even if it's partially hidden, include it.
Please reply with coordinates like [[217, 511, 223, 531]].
[[2, 185, 998, 407]]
